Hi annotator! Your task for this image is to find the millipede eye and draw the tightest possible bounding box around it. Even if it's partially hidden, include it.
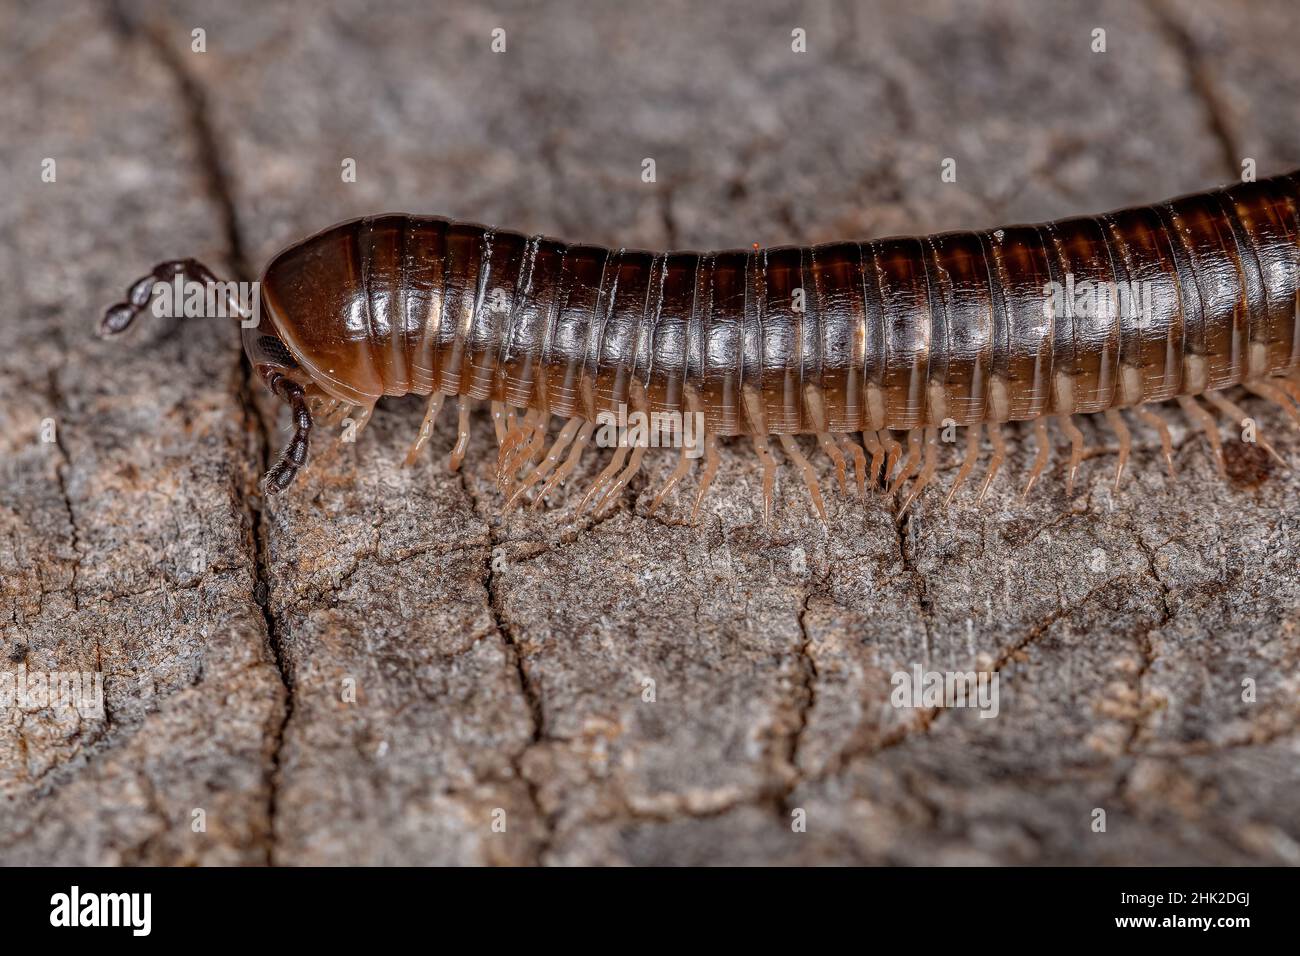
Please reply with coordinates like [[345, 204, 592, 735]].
[[257, 335, 297, 367]]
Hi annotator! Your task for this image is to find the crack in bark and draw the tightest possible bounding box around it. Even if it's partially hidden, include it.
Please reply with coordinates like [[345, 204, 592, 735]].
[[108, 1, 253, 279], [893, 509, 934, 663], [460, 470, 554, 863], [1144, 0, 1242, 180], [43, 365, 84, 619], [1127, 532, 1174, 754], [40, 349, 110, 727], [658, 184, 679, 250], [776, 584, 820, 815], [64, 0, 1295, 864], [1106, 531, 1178, 805], [817, 574, 1131, 782], [108, 1, 289, 865]]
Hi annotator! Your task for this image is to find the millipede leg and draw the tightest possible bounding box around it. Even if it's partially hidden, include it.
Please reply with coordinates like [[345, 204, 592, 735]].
[[815, 433, 849, 496], [861, 431, 885, 493], [577, 446, 629, 514], [977, 422, 1007, 504], [594, 445, 648, 513], [897, 428, 938, 518], [1204, 391, 1286, 465], [1135, 406, 1176, 477], [888, 429, 922, 494], [1244, 380, 1300, 427], [497, 407, 538, 485], [878, 431, 902, 487], [690, 434, 720, 524], [779, 434, 827, 523], [313, 407, 344, 465], [262, 374, 312, 493], [533, 421, 594, 507], [308, 401, 348, 467], [1020, 417, 1052, 501], [504, 416, 582, 510], [490, 400, 512, 447], [803, 387, 847, 497], [649, 446, 694, 517], [345, 404, 374, 446], [1271, 376, 1300, 406], [836, 433, 869, 500], [1177, 395, 1227, 479], [1104, 409, 1131, 490], [1059, 414, 1086, 496], [447, 395, 472, 472], [404, 391, 446, 466], [944, 423, 982, 507], [519, 413, 549, 466], [503, 412, 550, 487], [312, 396, 345, 425]]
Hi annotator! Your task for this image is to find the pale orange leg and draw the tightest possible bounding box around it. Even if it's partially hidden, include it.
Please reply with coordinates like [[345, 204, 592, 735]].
[[497, 407, 538, 486], [314, 398, 347, 426], [310, 401, 352, 466], [328, 403, 355, 437], [1104, 409, 1131, 490], [1020, 417, 1052, 501], [752, 433, 778, 525], [861, 431, 885, 493], [897, 428, 938, 518], [1177, 395, 1226, 479], [690, 434, 720, 524], [526, 415, 550, 466], [888, 429, 922, 494], [326, 404, 374, 470], [815, 432, 849, 496], [501, 416, 550, 493], [1244, 380, 1300, 427], [404, 391, 446, 466], [594, 445, 648, 513], [1059, 414, 1086, 496], [503, 413, 548, 483], [1136, 406, 1176, 477], [836, 433, 869, 500], [447, 396, 473, 472], [780, 434, 828, 523], [649, 446, 695, 517], [1271, 376, 1300, 406], [504, 416, 582, 510], [944, 423, 982, 507], [490, 400, 511, 447], [577, 445, 629, 514], [533, 420, 594, 507], [1203, 391, 1286, 465], [977, 422, 1007, 504], [878, 430, 902, 486], [345, 404, 373, 443]]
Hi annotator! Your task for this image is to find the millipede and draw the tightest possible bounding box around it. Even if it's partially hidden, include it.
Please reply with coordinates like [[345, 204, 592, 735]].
[[100, 168, 1300, 523]]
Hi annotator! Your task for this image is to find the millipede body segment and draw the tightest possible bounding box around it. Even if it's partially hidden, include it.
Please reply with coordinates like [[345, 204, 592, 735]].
[[101, 169, 1300, 519]]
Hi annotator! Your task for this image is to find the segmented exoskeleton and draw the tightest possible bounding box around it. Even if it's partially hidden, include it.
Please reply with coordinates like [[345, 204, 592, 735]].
[[101, 168, 1300, 521]]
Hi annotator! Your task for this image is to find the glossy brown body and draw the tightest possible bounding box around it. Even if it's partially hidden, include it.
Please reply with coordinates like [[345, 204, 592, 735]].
[[255, 170, 1300, 434]]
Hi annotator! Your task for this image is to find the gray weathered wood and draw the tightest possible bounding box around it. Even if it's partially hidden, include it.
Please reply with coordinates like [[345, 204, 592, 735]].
[[2, 0, 1297, 864]]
